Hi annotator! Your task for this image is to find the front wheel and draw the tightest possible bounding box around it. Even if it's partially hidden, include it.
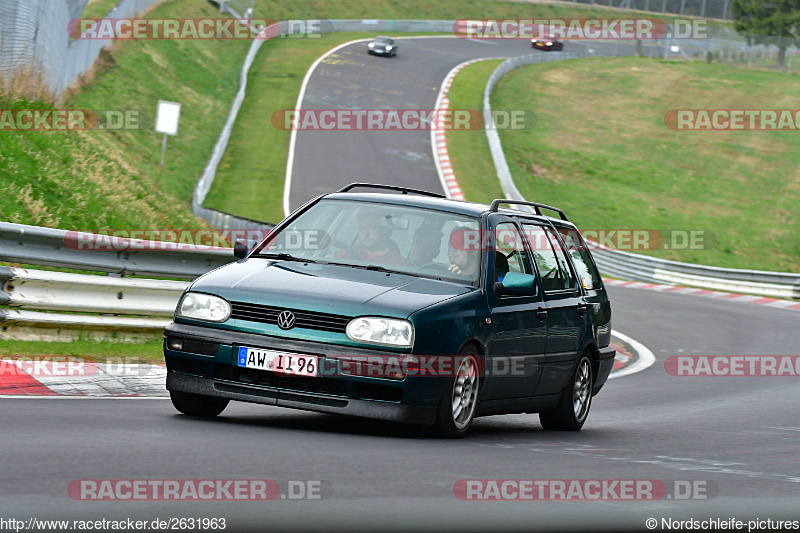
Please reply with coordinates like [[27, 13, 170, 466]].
[[539, 354, 593, 431], [170, 390, 229, 418], [434, 348, 481, 438]]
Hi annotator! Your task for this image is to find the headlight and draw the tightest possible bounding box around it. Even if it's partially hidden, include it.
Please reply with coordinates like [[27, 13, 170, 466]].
[[546, 42, 553, 46], [177, 293, 231, 323], [385, 45, 393, 50], [346, 317, 413, 347], [368, 43, 375, 48]]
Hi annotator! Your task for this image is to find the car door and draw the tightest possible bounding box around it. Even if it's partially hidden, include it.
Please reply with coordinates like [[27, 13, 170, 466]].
[[521, 222, 586, 396], [483, 217, 547, 400]]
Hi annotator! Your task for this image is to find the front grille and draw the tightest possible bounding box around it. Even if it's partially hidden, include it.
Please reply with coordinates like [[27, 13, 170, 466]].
[[229, 302, 350, 333]]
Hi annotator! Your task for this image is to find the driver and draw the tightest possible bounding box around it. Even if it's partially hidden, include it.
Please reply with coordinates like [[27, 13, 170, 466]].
[[336, 208, 407, 264]]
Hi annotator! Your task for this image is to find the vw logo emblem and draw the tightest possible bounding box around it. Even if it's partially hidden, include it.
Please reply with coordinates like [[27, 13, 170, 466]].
[[277, 310, 296, 330]]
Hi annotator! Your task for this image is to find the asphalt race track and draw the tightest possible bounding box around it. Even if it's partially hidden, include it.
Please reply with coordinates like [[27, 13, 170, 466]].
[[2, 286, 799, 532], [4, 37, 800, 533], [287, 37, 647, 211]]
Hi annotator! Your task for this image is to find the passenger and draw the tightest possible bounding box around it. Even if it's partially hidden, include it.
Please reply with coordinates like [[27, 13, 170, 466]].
[[407, 226, 442, 266], [447, 227, 480, 277]]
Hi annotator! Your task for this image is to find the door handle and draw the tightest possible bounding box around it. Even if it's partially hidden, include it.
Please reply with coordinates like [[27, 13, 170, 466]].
[[576, 304, 588, 315], [536, 309, 548, 319]]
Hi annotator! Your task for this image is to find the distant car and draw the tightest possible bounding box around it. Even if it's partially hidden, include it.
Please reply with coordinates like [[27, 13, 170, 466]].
[[164, 183, 615, 437], [532, 34, 563, 51], [368, 36, 398, 57]]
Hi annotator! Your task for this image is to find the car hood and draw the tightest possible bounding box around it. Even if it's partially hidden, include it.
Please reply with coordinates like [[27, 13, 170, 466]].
[[190, 258, 475, 319]]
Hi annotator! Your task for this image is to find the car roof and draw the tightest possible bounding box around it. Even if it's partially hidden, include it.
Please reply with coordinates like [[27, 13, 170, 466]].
[[321, 192, 576, 227]]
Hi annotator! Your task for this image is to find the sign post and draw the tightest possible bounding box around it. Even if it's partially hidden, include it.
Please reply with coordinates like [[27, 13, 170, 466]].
[[155, 100, 182, 166]]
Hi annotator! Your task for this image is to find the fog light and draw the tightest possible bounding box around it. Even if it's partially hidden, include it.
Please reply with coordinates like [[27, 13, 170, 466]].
[[167, 337, 184, 351]]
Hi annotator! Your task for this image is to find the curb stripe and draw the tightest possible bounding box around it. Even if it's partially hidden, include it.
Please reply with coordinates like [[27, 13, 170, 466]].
[[603, 277, 800, 312]]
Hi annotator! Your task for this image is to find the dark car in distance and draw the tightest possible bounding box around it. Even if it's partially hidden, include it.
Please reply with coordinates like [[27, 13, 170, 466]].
[[368, 36, 398, 56], [532, 34, 564, 51], [164, 184, 614, 437]]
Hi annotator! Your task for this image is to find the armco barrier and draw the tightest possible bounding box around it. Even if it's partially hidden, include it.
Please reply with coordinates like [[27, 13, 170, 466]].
[[0, 224, 233, 340], [0, 222, 233, 279], [0, 266, 187, 316], [481, 52, 800, 299]]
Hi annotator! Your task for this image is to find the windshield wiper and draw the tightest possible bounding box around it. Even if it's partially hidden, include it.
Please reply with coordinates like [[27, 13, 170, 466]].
[[318, 261, 404, 275], [257, 253, 317, 263]]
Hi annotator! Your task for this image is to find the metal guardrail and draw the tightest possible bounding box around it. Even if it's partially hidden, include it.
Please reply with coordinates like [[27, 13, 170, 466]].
[[0, 224, 230, 339], [482, 53, 800, 299], [0, 222, 233, 279]]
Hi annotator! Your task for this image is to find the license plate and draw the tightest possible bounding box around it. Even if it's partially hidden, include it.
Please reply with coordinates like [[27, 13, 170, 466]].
[[237, 347, 319, 378]]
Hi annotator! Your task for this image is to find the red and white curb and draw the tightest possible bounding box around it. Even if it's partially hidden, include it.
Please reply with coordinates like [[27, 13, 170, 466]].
[[603, 278, 800, 312], [0, 360, 167, 397], [432, 58, 503, 200]]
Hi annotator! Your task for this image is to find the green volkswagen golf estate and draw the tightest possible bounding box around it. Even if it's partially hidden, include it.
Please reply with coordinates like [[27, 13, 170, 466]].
[[164, 184, 614, 436]]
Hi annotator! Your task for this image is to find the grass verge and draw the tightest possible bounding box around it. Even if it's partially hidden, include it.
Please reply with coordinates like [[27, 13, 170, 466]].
[[0, 338, 164, 364], [450, 55, 799, 271], [0, 0, 251, 231], [444, 59, 505, 203], [204, 0, 720, 224]]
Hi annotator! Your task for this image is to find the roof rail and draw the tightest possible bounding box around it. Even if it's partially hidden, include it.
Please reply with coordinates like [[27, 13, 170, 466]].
[[489, 199, 569, 221], [337, 183, 446, 198]]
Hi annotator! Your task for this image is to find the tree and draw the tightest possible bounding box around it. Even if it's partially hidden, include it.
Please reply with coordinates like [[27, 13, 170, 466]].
[[732, 0, 800, 68]]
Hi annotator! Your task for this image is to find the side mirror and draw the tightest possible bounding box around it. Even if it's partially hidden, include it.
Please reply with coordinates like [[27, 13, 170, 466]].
[[233, 239, 251, 259], [494, 272, 538, 297]]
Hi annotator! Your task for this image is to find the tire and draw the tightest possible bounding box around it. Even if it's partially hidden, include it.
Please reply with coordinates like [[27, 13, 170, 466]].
[[556, 43, 564, 51], [539, 354, 593, 431], [170, 390, 229, 418], [434, 346, 481, 438]]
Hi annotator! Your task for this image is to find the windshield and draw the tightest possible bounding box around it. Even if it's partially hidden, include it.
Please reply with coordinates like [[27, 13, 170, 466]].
[[255, 199, 482, 285]]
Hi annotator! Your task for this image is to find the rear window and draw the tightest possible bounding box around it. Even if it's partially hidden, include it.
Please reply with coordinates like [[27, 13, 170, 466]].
[[557, 227, 603, 291]]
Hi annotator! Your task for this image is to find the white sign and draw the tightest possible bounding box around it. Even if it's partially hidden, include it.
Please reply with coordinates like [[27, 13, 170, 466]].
[[155, 100, 181, 136]]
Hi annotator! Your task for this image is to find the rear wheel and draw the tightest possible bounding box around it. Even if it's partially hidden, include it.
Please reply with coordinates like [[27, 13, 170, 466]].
[[434, 347, 481, 438], [170, 390, 229, 418], [539, 354, 593, 431]]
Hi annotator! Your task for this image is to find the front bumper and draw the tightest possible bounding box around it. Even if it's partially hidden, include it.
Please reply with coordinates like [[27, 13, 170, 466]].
[[163, 322, 440, 425], [167, 372, 436, 424]]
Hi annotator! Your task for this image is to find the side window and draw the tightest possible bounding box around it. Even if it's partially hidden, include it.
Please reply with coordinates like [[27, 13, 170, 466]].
[[494, 222, 531, 281], [522, 224, 576, 292], [557, 227, 603, 290]]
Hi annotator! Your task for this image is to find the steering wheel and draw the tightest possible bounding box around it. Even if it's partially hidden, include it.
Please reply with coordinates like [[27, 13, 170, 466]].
[[416, 262, 451, 274]]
